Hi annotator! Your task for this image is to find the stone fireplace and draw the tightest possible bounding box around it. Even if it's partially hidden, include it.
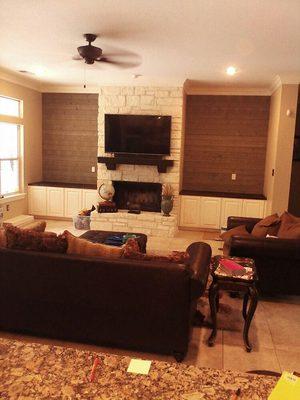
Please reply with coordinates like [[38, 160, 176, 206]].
[[90, 86, 183, 237], [113, 181, 162, 212]]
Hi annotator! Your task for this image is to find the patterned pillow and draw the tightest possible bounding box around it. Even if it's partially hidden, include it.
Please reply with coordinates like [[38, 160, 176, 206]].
[[5, 225, 67, 253], [0, 229, 7, 248], [63, 230, 123, 259], [122, 238, 189, 264]]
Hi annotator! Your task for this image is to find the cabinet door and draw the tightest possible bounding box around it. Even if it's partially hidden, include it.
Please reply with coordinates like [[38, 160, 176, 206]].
[[47, 187, 64, 217], [28, 186, 47, 216], [64, 189, 82, 218], [242, 200, 265, 218], [82, 189, 98, 210], [220, 198, 243, 228], [179, 196, 201, 227], [200, 197, 221, 229]]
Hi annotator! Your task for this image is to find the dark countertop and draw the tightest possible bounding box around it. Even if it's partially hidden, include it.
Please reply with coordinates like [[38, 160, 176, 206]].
[[180, 190, 266, 200], [28, 181, 97, 190]]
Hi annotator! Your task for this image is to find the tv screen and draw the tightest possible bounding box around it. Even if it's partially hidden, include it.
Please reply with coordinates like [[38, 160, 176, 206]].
[[105, 114, 171, 155]]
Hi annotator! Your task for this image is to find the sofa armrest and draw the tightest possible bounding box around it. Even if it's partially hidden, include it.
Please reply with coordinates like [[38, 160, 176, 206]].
[[186, 242, 212, 299], [229, 235, 300, 260], [227, 216, 261, 232]]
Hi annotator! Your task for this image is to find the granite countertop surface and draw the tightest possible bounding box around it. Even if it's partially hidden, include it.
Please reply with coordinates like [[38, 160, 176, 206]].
[[0, 338, 278, 400]]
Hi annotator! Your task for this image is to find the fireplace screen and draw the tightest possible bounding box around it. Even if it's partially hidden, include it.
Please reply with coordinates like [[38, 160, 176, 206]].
[[113, 181, 162, 212]]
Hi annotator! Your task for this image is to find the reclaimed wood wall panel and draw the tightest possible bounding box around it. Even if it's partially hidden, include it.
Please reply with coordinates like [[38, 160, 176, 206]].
[[182, 95, 270, 194], [42, 93, 98, 185]]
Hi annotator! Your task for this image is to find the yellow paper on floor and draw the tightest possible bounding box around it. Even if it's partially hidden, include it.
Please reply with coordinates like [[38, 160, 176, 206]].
[[127, 359, 151, 375], [268, 371, 300, 400]]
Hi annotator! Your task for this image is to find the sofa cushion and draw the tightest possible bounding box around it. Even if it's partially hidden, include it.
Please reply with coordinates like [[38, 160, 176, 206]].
[[5, 225, 67, 253], [23, 220, 47, 232], [64, 230, 123, 259], [278, 212, 300, 239], [251, 213, 281, 238], [122, 238, 189, 264], [220, 225, 251, 244]]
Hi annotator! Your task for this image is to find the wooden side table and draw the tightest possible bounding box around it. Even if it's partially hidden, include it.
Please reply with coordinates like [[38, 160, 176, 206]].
[[208, 255, 258, 352]]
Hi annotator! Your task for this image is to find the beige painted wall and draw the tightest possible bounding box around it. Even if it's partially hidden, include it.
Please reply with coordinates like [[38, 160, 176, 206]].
[[0, 79, 42, 219], [264, 84, 299, 215]]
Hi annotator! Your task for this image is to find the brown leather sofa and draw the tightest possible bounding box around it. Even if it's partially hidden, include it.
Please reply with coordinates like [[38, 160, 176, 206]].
[[227, 216, 300, 296], [0, 241, 211, 361]]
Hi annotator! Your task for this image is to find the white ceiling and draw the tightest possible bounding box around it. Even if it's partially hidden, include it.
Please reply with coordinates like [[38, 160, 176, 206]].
[[1, 0, 300, 89]]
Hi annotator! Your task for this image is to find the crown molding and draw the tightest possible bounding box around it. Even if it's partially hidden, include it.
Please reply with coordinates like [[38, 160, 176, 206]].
[[0, 67, 42, 91], [269, 75, 282, 94], [183, 79, 271, 96]]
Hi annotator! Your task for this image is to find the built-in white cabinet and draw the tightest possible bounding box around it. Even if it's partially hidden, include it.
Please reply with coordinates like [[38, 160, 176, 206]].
[[242, 199, 265, 219], [28, 185, 98, 218], [179, 196, 201, 227], [200, 197, 221, 229], [220, 198, 243, 228], [28, 186, 47, 216], [64, 188, 82, 218], [82, 189, 98, 210], [47, 187, 64, 217], [180, 195, 266, 229]]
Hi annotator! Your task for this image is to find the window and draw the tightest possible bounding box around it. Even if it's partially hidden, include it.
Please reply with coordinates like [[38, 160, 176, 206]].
[[0, 96, 23, 197], [0, 96, 22, 117]]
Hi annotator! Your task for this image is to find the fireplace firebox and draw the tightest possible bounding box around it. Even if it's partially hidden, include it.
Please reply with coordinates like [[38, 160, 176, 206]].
[[113, 181, 162, 212]]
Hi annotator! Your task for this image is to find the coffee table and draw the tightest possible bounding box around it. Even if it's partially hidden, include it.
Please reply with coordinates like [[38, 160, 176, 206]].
[[208, 255, 258, 352], [80, 229, 147, 253]]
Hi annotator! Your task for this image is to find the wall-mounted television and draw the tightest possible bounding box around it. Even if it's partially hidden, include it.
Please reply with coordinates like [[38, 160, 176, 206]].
[[105, 114, 171, 155]]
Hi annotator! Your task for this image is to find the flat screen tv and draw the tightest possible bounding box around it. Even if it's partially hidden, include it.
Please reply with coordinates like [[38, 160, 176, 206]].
[[105, 114, 171, 155]]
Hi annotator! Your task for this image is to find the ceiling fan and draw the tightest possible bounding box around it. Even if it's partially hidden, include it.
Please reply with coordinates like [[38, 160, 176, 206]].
[[74, 33, 138, 68]]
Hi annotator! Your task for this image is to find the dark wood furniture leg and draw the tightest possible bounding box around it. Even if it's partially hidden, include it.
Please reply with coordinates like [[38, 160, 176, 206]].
[[242, 292, 249, 320], [243, 285, 258, 352], [208, 281, 219, 347]]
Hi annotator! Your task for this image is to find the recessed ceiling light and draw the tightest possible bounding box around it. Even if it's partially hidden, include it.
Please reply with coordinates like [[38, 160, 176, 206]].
[[33, 67, 46, 77], [226, 66, 237, 76], [18, 70, 34, 75]]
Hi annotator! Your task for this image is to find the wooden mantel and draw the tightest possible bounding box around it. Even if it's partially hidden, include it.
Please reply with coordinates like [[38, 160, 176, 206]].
[[97, 155, 174, 173]]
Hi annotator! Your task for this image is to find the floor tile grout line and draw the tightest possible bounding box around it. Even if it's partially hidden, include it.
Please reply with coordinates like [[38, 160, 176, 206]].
[[260, 301, 282, 373]]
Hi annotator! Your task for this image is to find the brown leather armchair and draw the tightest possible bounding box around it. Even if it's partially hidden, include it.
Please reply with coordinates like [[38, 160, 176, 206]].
[[226, 216, 300, 296]]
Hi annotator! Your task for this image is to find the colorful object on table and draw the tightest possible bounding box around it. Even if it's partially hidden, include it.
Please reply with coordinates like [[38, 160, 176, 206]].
[[212, 255, 255, 280], [122, 233, 138, 243], [98, 181, 115, 202], [268, 371, 300, 399], [89, 357, 100, 382], [78, 205, 96, 217], [219, 259, 246, 276]]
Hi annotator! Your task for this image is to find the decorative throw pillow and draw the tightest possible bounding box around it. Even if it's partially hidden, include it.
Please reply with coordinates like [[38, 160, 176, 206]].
[[5, 225, 67, 253], [251, 213, 281, 238], [23, 220, 47, 232], [220, 225, 252, 244], [0, 229, 7, 248], [278, 212, 300, 239], [63, 230, 123, 259], [122, 238, 190, 264]]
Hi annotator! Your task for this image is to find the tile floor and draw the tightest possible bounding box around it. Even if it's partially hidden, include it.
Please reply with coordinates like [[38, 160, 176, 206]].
[[1, 219, 299, 374]]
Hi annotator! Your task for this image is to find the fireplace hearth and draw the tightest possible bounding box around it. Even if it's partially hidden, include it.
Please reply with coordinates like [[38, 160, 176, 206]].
[[113, 181, 162, 212]]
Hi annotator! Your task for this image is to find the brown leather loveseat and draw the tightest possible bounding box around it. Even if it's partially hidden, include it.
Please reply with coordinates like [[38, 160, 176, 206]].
[[0, 241, 211, 361], [227, 216, 300, 296]]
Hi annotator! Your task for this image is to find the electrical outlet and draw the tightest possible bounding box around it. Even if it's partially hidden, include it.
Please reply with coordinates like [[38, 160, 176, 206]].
[[231, 173, 236, 181], [91, 166, 96, 173]]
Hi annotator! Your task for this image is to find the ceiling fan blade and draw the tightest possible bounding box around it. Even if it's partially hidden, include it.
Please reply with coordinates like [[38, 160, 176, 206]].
[[72, 55, 83, 61], [96, 57, 139, 68]]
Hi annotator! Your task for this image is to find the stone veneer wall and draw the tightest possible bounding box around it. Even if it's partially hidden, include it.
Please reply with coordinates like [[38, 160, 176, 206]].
[[97, 86, 183, 215]]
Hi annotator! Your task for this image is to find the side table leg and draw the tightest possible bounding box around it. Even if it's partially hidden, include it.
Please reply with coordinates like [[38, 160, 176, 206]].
[[208, 281, 219, 347], [243, 286, 258, 352], [242, 293, 249, 320]]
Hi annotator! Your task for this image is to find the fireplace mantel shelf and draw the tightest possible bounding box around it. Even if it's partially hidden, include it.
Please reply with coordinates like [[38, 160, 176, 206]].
[[97, 155, 174, 173]]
